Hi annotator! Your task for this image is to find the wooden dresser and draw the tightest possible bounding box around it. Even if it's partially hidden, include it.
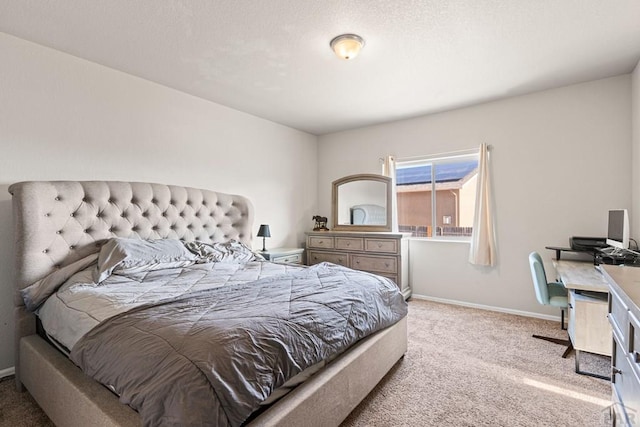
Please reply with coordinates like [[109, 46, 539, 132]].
[[306, 231, 411, 299], [601, 265, 640, 426]]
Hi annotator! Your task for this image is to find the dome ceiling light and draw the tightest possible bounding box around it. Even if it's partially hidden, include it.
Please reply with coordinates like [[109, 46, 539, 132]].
[[330, 34, 365, 60]]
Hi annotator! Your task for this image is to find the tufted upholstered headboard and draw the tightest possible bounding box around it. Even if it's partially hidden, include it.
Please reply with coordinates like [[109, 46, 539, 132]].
[[9, 181, 254, 373], [10, 181, 255, 291]]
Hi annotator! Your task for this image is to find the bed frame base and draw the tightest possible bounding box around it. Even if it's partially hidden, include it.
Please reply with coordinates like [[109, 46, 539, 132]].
[[19, 317, 407, 427], [20, 336, 139, 427], [249, 316, 407, 426]]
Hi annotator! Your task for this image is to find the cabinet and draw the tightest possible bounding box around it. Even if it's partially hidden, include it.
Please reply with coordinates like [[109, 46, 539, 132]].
[[567, 290, 611, 356], [601, 265, 640, 426], [306, 231, 410, 299], [552, 260, 612, 377], [261, 247, 304, 264]]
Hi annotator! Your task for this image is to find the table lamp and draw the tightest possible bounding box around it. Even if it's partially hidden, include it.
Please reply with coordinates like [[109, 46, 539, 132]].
[[257, 224, 271, 252]]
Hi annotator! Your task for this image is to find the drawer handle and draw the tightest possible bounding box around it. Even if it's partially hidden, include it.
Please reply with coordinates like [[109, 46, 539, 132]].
[[355, 260, 360, 264], [318, 240, 323, 244], [612, 366, 623, 376], [385, 262, 390, 267], [377, 243, 382, 248]]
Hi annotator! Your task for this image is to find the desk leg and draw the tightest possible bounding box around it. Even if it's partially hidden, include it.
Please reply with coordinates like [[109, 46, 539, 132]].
[[574, 350, 610, 381]]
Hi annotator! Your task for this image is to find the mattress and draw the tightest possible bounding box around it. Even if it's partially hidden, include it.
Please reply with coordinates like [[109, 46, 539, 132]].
[[37, 261, 305, 352]]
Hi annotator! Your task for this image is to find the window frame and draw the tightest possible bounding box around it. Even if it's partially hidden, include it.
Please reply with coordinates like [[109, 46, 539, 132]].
[[396, 149, 479, 242]]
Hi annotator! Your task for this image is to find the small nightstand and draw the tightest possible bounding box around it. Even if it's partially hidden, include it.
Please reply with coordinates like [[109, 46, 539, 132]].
[[261, 247, 304, 264]]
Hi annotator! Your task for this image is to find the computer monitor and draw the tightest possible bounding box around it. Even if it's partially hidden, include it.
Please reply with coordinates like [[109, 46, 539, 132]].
[[606, 209, 629, 250]]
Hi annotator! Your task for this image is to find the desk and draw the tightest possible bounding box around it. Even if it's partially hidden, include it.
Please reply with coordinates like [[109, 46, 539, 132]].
[[553, 260, 612, 379], [554, 260, 609, 293]]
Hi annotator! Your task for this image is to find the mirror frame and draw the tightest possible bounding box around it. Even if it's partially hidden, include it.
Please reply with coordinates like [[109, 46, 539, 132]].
[[331, 173, 392, 232]]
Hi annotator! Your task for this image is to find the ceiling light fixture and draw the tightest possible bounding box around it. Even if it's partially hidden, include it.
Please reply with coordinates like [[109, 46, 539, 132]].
[[330, 34, 365, 60]]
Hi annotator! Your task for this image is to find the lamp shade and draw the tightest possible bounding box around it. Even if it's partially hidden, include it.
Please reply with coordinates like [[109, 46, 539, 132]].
[[330, 34, 365, 60], [257, 224, 271, 238]]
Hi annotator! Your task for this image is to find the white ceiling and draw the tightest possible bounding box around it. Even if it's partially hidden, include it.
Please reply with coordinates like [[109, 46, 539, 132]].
[[1, 1, 640, 135]]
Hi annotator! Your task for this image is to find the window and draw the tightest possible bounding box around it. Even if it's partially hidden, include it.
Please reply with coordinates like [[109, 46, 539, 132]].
[[396, 150, 479, 239]]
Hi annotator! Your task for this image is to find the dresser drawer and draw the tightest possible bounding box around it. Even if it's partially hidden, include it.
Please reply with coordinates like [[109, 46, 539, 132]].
[[271, 253, 302, 264], [308, 236, 334, 249], [612, 336, 640, 425], [364, 238, 398, 254], [335, 237, 364, 251], [351, 254, 397, 274], [629, 311, 640, 377], [307, 250, 349, 267], [610, 287, 629, 346]]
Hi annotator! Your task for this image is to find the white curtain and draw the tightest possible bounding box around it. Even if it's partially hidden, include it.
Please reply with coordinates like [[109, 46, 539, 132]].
[[382, 155, 399, 232], [469, 143, 497, 266]]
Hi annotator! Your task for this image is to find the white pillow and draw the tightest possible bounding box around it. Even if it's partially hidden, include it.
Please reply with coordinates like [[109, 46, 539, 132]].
[[22, 253, 99, 311], [94, 238, 197, 283], [185, 240, 264, 263]]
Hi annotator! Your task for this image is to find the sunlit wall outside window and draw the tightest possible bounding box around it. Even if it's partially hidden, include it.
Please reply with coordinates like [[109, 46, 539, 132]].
[[396, 155, 478, 239]]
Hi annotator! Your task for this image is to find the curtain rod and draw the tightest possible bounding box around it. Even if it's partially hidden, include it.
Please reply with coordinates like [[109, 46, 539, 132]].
[[379, 145, 492, 163]]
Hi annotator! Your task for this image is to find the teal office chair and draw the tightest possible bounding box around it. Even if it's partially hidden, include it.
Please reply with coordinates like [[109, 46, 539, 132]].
[[529, 252, 574, 358]]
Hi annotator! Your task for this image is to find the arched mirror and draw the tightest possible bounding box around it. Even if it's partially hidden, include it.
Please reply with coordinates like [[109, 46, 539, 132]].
[[332, 174, 392, 232]]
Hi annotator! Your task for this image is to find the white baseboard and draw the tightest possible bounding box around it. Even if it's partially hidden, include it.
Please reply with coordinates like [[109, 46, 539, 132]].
[[411, 293, 562, 322], [0, 366, 15, 379]]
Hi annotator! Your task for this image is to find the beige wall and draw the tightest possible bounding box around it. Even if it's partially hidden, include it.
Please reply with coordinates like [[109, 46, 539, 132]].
[[0, 34, 318, 371], [318, 75, 632, 317], [397, 189, 459, 230]]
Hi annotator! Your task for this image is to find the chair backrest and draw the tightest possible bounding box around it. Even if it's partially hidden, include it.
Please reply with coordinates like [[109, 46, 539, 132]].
[[529, 252, 550, 305]]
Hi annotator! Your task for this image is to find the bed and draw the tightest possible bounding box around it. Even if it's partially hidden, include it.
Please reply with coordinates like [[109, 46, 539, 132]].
[[10, 181, 408, 427]]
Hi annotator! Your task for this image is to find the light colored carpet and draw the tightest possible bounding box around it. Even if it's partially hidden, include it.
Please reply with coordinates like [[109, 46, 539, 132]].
[[0, 375, 53, 427], [0, 299, 611, 426], [343, 299, 611, 426]]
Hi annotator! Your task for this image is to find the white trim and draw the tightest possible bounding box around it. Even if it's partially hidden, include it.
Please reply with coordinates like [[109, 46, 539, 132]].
[[409, 237, 471, 244], [0, 366, 15, 379], [397, 147, 480, 164], [411, 294, 562, 322]]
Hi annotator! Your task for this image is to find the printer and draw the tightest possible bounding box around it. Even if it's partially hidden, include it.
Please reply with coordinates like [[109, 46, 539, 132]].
[[569, 236, 608, 251]]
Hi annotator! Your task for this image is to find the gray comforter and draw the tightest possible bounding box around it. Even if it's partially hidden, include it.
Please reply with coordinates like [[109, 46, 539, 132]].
[[70, 262, 408, 427]]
